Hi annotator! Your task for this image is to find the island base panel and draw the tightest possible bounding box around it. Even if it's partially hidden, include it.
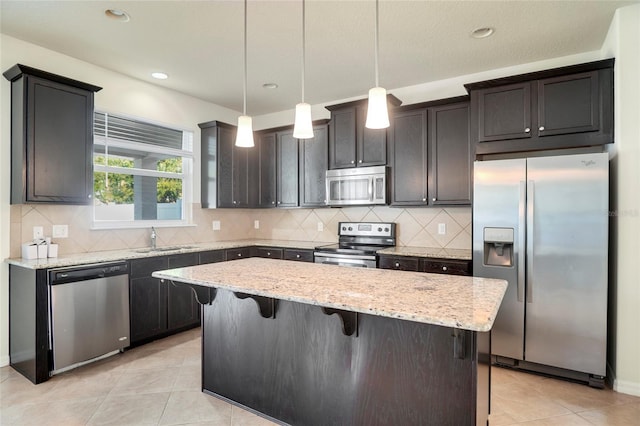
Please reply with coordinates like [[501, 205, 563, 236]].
[[202, 289, 486, 425]]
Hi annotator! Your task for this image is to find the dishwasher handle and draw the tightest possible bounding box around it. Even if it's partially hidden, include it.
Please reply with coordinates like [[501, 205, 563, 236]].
[[49, 262, 129, 285]]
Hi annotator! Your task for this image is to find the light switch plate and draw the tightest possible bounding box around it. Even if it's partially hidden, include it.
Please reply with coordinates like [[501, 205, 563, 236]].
[[254, 220, 260, 229], [438, 223, 446, 235], [317, 222, 324, 232], [33, 226, 44, 240], [212, 220, 221, 231], [52, 224, 68, 238]]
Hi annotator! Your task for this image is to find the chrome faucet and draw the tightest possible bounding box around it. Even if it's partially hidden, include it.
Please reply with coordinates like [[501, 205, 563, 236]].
[[150, 226, 157, 249]]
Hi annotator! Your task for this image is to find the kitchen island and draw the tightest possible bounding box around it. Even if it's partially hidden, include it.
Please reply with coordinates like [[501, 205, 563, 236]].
[[153, 258, 507, 426]]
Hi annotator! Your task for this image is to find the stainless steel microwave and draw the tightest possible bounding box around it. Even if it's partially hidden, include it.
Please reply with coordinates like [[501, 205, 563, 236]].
[[325, 166, 387, 206]]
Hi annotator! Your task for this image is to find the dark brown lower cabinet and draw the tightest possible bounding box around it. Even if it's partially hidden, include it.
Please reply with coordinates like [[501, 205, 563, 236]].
[[167, 253, 200, 330], [283, 248, 314, 262]]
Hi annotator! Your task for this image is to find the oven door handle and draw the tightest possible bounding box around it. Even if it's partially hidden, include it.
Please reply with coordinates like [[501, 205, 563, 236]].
[[313, 252, 376, 261], [319, 261, 368, 268]]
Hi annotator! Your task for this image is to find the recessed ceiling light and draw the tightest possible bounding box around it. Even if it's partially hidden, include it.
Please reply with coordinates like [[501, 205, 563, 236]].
[[471, 27, 494, 39], [262, 83, 278, 89], [105, 9, 130, 22], [151, 72, 168, 80]]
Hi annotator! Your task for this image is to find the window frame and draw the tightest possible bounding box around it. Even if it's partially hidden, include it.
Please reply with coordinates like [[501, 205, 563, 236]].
[[91, 111, 194, 230]]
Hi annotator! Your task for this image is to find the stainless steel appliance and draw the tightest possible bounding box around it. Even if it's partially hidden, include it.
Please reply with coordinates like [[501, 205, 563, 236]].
[[325, 166, 387, 206], [49, 261, 130, 373], [314, 222, 396, 268], [473, 152, 608, 387]]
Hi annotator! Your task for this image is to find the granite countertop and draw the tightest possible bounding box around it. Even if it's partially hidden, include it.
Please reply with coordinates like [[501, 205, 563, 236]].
[[377, 246, 472, 260], [6, 239, 472, 270], [152, 258, 506, 332], [4, 239, 321, 269]]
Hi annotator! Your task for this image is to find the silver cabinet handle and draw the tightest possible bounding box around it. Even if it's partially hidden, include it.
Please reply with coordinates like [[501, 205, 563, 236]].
[[237, 253, 242, 257], [296, 254, 301, 259], [526, 180, 535, 303], [524, 128, 531, 133], [442, 266, 447, 271], [88, 194, 92, 198], [432, 198, 436, 202], [267, 252, 271, 256], [422, 198, 426, 202], [358, 160, 363, 163], [517, 181, 526, 303], [271, 201, 275, 205], [539, 126, 545, 131], [394, 262, 400, 268], [350, 160, 355, 164], [233, 200, 237, 204]]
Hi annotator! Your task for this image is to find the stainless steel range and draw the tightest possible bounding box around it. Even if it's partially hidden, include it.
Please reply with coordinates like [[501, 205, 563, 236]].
[[314, 222, 396, 268]]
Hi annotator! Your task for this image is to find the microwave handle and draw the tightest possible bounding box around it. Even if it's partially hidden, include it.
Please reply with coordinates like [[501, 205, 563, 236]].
[[368, 177, 374, 202]]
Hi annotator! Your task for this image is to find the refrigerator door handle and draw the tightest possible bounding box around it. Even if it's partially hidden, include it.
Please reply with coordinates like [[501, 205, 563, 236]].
[[518, 181, 526, 303], [526, 180, 535, 303]]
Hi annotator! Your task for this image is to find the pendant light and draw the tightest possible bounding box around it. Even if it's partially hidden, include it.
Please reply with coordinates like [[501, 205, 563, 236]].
[[235, 0, 254, 148], [365, 0, 389, 130], [293, 0, 314, 139]]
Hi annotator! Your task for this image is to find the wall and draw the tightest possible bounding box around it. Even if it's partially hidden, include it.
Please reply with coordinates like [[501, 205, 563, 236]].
[[601, 4, 640, 396], [0, 31, 620, 381]]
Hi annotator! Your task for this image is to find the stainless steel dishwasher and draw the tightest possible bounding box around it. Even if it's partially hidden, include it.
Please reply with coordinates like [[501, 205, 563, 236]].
[[49, 261, 130, 373]]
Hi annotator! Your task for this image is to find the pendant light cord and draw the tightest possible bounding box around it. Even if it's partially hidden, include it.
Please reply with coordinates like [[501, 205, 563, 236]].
[[374, 0, 379, 88], [301, 0, 306, 103], [243, 0, 248, 116]]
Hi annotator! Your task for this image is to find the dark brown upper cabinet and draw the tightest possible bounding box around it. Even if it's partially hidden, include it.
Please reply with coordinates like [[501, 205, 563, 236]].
[[389, 97, 471, 207], [3, 64, 102, 204], [276, 130, 299, 207], [299, 122, 329, 207], [199, 120, 251, 208], [326, 96, 401, 169], [466, 59, 613, 156], [253, 131, 277, 208]]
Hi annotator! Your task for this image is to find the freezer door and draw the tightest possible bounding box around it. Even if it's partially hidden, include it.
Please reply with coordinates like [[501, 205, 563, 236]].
[[473, 158, 526, 360], [525, 153, 608, 376]]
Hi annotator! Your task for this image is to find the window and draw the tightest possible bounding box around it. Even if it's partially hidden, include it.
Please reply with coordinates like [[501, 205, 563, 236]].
[[93, 112, 193, 229]]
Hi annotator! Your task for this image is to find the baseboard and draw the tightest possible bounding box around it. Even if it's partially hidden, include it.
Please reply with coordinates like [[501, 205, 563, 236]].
[[614, 378, 640, 397], [0, 355, 9, 367]]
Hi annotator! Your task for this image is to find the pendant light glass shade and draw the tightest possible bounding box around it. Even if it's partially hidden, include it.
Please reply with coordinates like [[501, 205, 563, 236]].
[[235, 115, 255, 148], [365, 0, 390, 130], [235, 0, 254, 147], [365, 87, 389, 129], [293, 103, 314, 139]]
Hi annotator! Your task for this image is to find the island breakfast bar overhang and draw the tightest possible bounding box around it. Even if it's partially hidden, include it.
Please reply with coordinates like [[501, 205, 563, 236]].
[[152, 258, 507, 426]]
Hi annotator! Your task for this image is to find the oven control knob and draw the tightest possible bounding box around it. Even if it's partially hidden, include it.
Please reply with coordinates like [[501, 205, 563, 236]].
[[378, 227, 382, 232], [348, 227, 353, 231], [384, 227, 389, 232], [342, 226, 347, 231]]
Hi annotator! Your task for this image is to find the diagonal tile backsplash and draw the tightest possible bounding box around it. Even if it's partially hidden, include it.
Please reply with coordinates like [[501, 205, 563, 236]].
[[9, 203, 471, 258]]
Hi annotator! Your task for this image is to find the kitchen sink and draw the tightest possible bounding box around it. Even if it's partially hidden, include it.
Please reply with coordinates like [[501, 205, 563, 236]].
[[134, 246, 196, 253]]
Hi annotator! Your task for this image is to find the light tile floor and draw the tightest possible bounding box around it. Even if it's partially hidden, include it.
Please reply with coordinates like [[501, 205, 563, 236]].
[[1, 327, 638, 425]]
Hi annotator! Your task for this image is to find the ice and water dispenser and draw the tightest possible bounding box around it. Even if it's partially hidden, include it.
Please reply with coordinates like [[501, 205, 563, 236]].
[[483, 227, 514, 267]]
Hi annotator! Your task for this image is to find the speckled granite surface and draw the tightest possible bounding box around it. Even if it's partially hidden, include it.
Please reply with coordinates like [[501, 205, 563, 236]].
[[5, 240, 320, 269], [378, 246, 472, 260], [152, 258, 506, 332]]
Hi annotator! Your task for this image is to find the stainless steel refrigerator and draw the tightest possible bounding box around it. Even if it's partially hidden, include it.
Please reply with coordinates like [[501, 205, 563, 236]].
[[473, 152, 608, 386]]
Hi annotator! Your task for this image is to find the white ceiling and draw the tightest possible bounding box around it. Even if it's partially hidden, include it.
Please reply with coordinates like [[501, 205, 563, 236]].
[[1, 1, 636, 115]]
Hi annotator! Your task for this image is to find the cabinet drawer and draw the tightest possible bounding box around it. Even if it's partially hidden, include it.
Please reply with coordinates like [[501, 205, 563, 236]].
[[225, 247, 252, 261], [378, 256, 420, 271], [168, 253, 199, 269], [199, 250, 225, 265], [253, 247, 283, 259], [283, 249, 314, 262], [130, 256, 168, 279], [421, 259, 471, 276]]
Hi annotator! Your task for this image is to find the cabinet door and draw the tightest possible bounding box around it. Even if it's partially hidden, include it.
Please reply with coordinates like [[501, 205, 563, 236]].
[[255, 132, 277, 208], [477, 82, 532, 143], [233, 142, 251, 207], [537, 71, 600, 137], [24, 76, 94, 204], [329, 107, 357, 169], [422, 259, 472, 276], [283, 249, 314, 262], [130, 276, 168, 343], [299, 124, 328, 207], [167, 253, 200, 330], [199, 250, 225, 264], [129, 257, 169, 343], [390, 109, 429, 206], [216, 125, 236, 208], [252, 247, 283, 259], [356, 105, 387, 167], [200, 126, 219, 208], [378, 255, 420, 271], [276, 130, 299, 207], [225, 247, 252, 261], [428, 103, 471, 205]]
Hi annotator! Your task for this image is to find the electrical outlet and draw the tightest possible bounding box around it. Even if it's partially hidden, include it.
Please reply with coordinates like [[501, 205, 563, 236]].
[[52, 224, 68, 238], [438, 223, 446, 235], [254, 220, 260, 229], [317, 222, 324, 232], [212, 220, 221, 231], [33, 226, 44, 240]]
